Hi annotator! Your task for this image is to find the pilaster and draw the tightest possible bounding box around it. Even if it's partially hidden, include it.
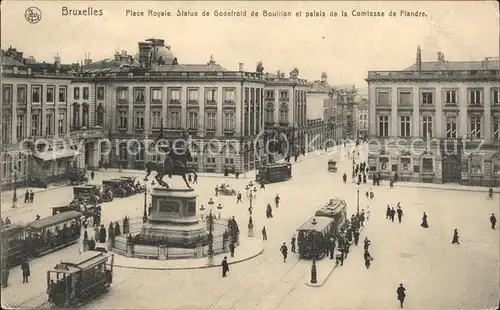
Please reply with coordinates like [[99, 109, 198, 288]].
[[459, 85, 468, 138], [435, 86, 442, 137], [484, 87, 491, 141], [390, 87, 397, 137], [11, 84, 18, 144], [412, 86, 420, 137]]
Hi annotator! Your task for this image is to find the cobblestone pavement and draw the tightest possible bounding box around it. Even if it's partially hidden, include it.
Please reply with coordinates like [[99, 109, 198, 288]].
[[1, 144, 499, 309]]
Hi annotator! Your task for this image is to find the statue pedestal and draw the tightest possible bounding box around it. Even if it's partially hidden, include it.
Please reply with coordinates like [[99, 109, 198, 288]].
[[141, 188, 207, 247]]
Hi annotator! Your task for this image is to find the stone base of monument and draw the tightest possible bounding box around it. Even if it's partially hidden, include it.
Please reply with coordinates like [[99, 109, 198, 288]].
[[140, 187, 208, 246]]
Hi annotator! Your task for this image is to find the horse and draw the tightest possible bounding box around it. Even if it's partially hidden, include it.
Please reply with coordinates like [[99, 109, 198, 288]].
[[145, 161, 197, 189]]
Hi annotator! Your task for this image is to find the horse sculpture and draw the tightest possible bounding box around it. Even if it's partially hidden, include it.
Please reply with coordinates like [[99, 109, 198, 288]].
[[144, 147, 198, 189]]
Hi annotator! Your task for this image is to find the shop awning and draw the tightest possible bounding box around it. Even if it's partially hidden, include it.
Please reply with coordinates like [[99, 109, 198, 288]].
[[33, 149, 79, 161]]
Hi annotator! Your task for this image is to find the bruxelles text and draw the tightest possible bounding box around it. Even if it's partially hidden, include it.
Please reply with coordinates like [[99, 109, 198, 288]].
[[17, 135, 485, 161]]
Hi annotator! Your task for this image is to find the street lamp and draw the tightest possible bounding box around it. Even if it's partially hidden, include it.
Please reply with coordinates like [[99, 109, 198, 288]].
[[246, 185, 257, 237], [143, 177, 148, 223], [356, 180, 360, 214], [11, 164, 20, 208], [207, 198, 215, 264], [217, 203, 223, 220]]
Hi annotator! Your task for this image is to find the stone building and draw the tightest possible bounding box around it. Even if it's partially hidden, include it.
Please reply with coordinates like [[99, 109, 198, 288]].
[[357, 98, 369, 139], [366, 46, 500, 186]]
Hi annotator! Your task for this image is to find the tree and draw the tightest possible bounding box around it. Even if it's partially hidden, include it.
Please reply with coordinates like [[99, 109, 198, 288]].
[[289, 68, 299, 78], [256, 61, 264, 73]]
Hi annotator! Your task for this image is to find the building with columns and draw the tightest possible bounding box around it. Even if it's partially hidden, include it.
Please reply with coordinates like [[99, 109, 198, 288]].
[[263, 69, 309, 158], [366, 46, 500, 186], [1, 47, 103, 188]]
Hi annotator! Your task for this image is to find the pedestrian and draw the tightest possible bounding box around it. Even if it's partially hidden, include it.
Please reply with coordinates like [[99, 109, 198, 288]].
[[335, 248, 344, 266], [21, 259, 30, 283], [266, 204, 273, 218], [329, 237, 335, 259], [229, 242, 235, 257], [421, 212, 429, 228], [99, 224, 107, 243], [390, 207, 396, 222], [90, 171, 95, 180], [260, 182, 265, 190], [29, 190, 34, 203], [215, 186, 218, 197], [397, 205, 403, 223], [490, 213, 497, 230], [366, 206, 371, 220], [291, 235, 296, 253], [363, 173, 367, 184], [236, 192, 242, 203], [363, 237, 371, 251], [280, 242, 288, 262], [274, 194, 280, 208], [24, 190, 29, 203], [353, 230, 360, 246], [451, 229, 460, 244], [397, 283, 406, 308], [342, 173, 347, 184], [193, 173, 198, 184], [221, 256, 229, 277], [360, 210, 365, 227], [262, 226, 267, 241], [369, 188, 374, 199], [5, 217, 11, 225], [364, 249, 373, 269]]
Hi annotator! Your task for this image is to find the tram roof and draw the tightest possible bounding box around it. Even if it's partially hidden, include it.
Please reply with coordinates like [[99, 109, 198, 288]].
[[315, 198, 347, 217], [1, 223, 25, 234], [297, 216, 334, 232], [48, 251, 113, 274], [27, 210, 83, 230]]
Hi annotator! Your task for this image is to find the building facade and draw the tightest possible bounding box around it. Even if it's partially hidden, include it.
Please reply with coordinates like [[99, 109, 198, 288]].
[[1, 47, 104, 188], [263, 69, 309, 158], [366, 47, 500, 186], [357, 98, 369, 139]]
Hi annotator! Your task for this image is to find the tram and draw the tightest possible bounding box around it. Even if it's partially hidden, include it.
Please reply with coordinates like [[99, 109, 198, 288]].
[[47, 251, 114, 307], [256, 162, 292, 183], [1, 224, 27, 267], [297, 198, 347, 259]]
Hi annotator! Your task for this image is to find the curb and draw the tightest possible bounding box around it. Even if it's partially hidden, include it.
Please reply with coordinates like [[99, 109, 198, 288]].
[[374, 182, 499, 193], [113, 248, 264, 271]]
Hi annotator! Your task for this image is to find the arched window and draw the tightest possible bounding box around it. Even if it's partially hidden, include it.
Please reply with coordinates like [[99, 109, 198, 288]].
[[96, 104, 105, 127], [119, 142, 128, 161], [82, 103, 89, 128], [223, 144, 236, 165], [265, 103, 274, 124], [279, 103, 289, 124], [72, 103, 80, 129]]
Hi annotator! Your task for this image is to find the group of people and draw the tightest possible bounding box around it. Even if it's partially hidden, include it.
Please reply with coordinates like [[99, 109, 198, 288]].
[[385, 203, 404, 223], [24, 190, 35, 203]]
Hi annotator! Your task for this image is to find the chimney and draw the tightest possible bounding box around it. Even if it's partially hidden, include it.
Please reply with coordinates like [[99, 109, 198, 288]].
[[277, 70, 281, 77], [238, 63, 244, 71], [54, 53, 61, 69], [416, 46, 422, 72]]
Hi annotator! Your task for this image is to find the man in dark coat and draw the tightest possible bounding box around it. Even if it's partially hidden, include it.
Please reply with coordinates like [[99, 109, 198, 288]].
[[397, 283, 406, 308], [490, 213, 497, 230], [229, 242, 235, 257], [21, 259, 30, 283], [363, 237, 371, 251], [280, 242, 288, 262], [342, 173, 347, 184], [221, 256, 229, 277], [24, 190, 29, 203], [451, 229, 460, 244], [397, 206, 403, 223], [353, 229, 360, 246], [99, 225, 107, 243], [390, 208, 396, 222], [363, 249, 373, 269], [291, 235, 296, 253]]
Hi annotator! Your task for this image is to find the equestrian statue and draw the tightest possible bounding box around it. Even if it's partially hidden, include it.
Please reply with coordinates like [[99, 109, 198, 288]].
[[145, 129, 198, 189]]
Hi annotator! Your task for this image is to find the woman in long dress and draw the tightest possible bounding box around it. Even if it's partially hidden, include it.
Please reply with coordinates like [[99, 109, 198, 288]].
[[421, 212, 429, 228]]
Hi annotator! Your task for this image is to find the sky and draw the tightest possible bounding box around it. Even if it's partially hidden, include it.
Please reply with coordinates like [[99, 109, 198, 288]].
[[1, 1, 499, 88]]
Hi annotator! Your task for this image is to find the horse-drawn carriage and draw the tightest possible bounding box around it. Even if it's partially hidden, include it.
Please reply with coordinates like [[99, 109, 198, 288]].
[[68, 170, 88, 185], [118, 177, 138, 195], [73, 185, 102, 204], [218, 183, 236, 196], [328, 160, 338, 173], [102, 180, 128, 198]]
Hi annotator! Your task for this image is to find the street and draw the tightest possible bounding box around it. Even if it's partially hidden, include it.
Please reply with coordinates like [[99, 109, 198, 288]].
[[1, 145, 499, 310]]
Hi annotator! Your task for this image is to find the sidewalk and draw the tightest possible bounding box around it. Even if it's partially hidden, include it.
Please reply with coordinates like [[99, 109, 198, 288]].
[[383, 181, 500, 193], [113, 236, 264, 270]]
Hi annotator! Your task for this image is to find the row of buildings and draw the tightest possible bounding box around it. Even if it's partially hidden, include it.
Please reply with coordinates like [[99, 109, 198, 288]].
[[366, 47, 500, 186], [1, 38, 355, 187]]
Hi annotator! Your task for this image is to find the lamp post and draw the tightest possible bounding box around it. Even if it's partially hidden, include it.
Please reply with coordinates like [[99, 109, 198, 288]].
[[207, 198, 215, 264], [143, 177, 148, 223], [11, 164, 20, 208], [246, 185, 257, 237], [356, 180, 360, 214]]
